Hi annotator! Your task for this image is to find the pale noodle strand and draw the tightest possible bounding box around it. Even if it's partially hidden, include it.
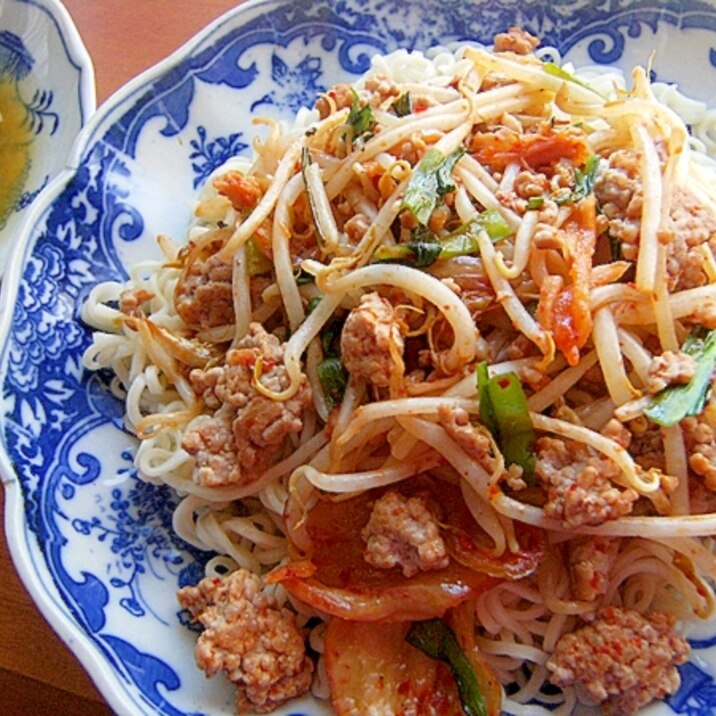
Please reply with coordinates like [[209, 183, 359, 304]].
[[270, 293, 344, 401], [80, 282, 126, 333], [494, 492, 716, 537], [477, 230, 554, 362], [305, 340, 331, 422], [398, 416, 510, 554], [616, 328, 653, 384], [220, 515, 288, 565], [350, 177, 409, 266], [527, 351, 598, 413], [461, 480, 508, 556], [273, 172, 307, 331], [124, 371, 149, 430], [298, 453, 441, 493], [314, 262, 477, 371], [324, 100, 470, 197], [495, 209, 539, 279], [231, 243, 251, 345], [219, 137, 305, 260], [663, 424, 690, 515], [336, 396, 477, 447], [173, 494, 227, 550], [530, 412, 655, 492], [652, 242, 679, 352], [591, 307, 637, 406], [194, 511, 261, 573], [455, 159, 522, 231], [631, 121, 663, 293]]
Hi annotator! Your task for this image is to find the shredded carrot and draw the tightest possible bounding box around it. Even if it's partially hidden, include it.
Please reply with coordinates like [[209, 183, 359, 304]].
[[213, 170, 263, 211]]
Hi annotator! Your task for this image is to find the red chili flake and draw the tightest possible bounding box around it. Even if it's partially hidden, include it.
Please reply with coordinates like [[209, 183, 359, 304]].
[[458, 533, 476, 552], [398, 680, 412, 696]]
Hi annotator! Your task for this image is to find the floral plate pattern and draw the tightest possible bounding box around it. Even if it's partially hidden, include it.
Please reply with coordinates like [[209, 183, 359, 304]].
[[0, 0, 95, 272], [2, 0, 716, 714]]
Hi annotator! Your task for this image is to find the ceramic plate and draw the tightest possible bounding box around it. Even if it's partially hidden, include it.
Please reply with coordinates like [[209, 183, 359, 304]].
[[2, 0, 716, 714], [0, 0, 95, 272]]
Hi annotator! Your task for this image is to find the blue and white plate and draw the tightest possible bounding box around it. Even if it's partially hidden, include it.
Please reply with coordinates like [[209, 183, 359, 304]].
[[0, 0, 95, 272], [2, 0, 716, 714]]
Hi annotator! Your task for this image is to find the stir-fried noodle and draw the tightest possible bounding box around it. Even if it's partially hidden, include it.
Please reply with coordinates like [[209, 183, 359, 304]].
[[82, 28, 716, 716]]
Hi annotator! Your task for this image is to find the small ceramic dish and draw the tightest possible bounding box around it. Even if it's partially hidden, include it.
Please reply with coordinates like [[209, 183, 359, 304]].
[[0, 0, 94, 272]]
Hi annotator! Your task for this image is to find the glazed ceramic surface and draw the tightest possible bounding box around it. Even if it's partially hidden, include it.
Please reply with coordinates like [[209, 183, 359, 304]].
[[0, 0, 94, 272], [2, 1, 716, 714]]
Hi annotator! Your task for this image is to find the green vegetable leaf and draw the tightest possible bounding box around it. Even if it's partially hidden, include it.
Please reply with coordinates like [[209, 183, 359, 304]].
[[373, 227, 442, 268], [372, 243, 414, 264], [317, 356, 349, 408], [608, 231, 623, 261], [348, 88, 375, 138], [372, 210, 512, 268], [477, 361, 497, 436], [527, 196, 545, 210], [543, 62, 607, 99], [392, 91, 413, 117], [440, 210, 512, 259], [436, 150, 462, 196], [295, 267, 316, 285], [411, 231, 444, 267], [246, 237, 273, 276], [644, 328, 716, 427], [306, 296, 322, 314], [477, 362, 536, 482], [553, 154, 599, 206], [406, 619, 487, 716], [572, 154, 599, 202], [402, 147, 465, 225]]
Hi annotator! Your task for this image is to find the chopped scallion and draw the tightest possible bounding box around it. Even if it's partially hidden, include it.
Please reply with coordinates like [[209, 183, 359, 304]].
[[644, 327, 716, 427], [477, 362, 536, 482], [402, 147, 465, 226], [406, 619, 487, 716]]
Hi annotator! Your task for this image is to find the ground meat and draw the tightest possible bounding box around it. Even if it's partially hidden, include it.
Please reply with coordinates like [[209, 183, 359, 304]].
[[183, 323, 312, 487], [343, 212, 371, 243], [690, 477, 716, 513], [178, 569, 314, 714], [182, 412, 241, 486], [547, 607, 689, 715], [595, 152, 716, 290], [437, 405, 497, 474], [361, 490, 449, 577], [315, 82, 355, 119], [176, 252, 234, 330], [625, 417, 665, 472], [118, 288, 154, 316], [340, 292, 404, 387], [600, 418, 632, 450], [535, 437, 638, 527], [665, 187, 716, 291], [686, 297, 716, 329], [513, 169, 550, 199], [363, 73, 400, 106], [494, 27, 540, 54], [594, 149, 643, 261], [682, 395, 716, 490], [645, 350, 697, 394], [567, 536, 621, 602]]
